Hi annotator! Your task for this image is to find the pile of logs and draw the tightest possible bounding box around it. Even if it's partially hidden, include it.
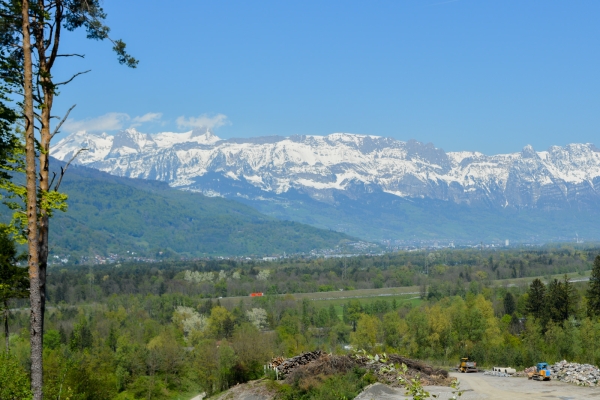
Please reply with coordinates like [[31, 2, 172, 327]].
[[269, 356, 285, 369], [271, 350, 326, 377]]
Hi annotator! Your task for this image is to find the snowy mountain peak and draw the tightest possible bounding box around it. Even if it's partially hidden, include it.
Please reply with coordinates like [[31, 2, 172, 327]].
[[521, 144, 538, 159], [51, 131, 600, 209]]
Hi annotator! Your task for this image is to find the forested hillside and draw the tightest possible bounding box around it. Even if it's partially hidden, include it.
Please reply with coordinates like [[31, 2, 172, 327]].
[[19, 160, 354, 258]]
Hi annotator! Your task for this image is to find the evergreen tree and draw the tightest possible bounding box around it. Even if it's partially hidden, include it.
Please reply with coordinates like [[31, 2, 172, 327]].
[[561, 274, 579, 321], [546, 276, 578, 323], [0, 225, 28, 352], [587, 255, 600, 318], [526, 278, 546, 320], [547, 279, 563, 323], [503, 292, 516, 316]]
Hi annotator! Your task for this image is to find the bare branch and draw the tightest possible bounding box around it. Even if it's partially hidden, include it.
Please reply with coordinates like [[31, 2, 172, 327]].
[[48, 171, 57, 188], [48, 1, 63, 69], [54, 148, 88, 191], [54, 70, 91, 86], [51, 104, 76, 139]]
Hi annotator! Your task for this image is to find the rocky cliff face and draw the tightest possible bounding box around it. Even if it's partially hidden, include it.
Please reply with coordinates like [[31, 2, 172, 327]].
[[52, 129, 600, 210]]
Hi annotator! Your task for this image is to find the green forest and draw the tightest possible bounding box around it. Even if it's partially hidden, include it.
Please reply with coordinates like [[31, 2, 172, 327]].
[[1, 159, 353, 259], [3, 246, 600, 399]]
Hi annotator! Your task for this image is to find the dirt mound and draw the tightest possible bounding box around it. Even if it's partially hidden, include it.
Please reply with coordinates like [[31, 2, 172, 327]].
[[276, 352, 452, 387], [272, 350, 326, 377], [210, 378, 276, 400], [284, 355, 357, 383]]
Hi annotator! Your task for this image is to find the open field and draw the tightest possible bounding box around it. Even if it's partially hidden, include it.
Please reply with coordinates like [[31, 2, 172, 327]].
[[499, 269, 591, 286], [216, 268, 592, 310]]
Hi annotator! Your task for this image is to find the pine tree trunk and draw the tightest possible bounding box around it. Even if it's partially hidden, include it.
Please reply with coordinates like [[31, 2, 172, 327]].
[[22, 1, 44, 398], [34, 0, 57, 334], [37, 60, 53, 340]]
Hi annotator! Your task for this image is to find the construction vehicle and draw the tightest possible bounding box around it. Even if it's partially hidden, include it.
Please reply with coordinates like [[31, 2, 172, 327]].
[[459, 357, 478, 373], [529, 362, 552, 381]]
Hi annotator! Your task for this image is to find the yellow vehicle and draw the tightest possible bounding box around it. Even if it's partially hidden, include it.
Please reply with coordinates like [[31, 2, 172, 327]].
[[459, 357, 478, 373]]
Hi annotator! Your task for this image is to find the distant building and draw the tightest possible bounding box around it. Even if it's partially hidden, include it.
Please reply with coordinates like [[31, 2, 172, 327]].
[[505, 239, 510, 246]]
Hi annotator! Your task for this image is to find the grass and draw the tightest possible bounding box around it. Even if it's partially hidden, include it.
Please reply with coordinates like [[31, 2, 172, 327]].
[[311, 294, 422, 309], [216, 269, 593, 310]]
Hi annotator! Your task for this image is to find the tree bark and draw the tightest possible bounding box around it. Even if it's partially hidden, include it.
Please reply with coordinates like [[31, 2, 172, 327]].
[[22, 0, 43, 398], [34, 0, 58, 336]]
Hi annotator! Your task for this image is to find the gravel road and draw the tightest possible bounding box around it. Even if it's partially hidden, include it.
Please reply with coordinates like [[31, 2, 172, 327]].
[[355, 373, 600, 399]]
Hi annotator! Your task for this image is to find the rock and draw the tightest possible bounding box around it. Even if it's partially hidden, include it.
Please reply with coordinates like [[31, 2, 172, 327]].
[[548, 360, 600, 386]]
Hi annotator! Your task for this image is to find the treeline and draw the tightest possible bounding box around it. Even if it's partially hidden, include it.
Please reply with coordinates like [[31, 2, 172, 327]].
[[43, 246, 598, 304]]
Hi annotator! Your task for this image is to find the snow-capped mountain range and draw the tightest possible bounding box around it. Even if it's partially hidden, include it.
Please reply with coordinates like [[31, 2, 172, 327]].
[[51, 128, 600, 210]]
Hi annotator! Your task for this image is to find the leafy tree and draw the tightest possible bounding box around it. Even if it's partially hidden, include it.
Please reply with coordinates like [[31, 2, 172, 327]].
[[587, 255, 600, 318], [69, 319, 92, 351], [351, 314, 381, 351], [0, 2, 136, 396], [382, 311, 407, 350], [344, 300, 362, 331], [207, 305, 235, 338], [328, 304, 339, 323], [526, 278, 546, 320], [0, 225, 27, 352], [245, 307, 268, 330], [0, 352, 32, 400]]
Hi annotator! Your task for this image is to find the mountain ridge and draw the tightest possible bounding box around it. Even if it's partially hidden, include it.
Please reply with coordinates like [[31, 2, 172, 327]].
[[52, 129, 600, 209], [51, 130, 600, 241]]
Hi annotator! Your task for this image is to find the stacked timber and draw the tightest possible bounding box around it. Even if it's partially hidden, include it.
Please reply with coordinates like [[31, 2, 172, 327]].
[[550, 360, 600, 386], [273, 350, 326, 377], [270, 356, 285, 369]]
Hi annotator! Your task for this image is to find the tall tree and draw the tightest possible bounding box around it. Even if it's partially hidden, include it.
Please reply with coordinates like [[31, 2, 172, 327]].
[[525, 278, 546, 320], [546, 278, 563, 323], [503, 292, 516, 316], [588, 255, 600, 318], [546, 276, 578, 323], [0, 224, 28, 352], [0, 1, 136, 398]]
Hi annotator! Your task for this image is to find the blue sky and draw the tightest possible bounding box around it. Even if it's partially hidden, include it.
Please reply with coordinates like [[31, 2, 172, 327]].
[[53, 0, 600, 154]]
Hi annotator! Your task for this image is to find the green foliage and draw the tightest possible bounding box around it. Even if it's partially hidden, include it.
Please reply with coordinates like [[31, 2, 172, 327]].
[[276, 366, 372, 400], [503, 292, 516, 315], [69, 319, 93, 351], [2, 249, 599, 398], [547, 276, 579, 324], [587, 255, 600, 317], [0, 352, 32, 400], [31, 161, 352, 258], [526, 279, 546, 320], [398, 363, 433, 400], [0, 224, 28, 303]]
